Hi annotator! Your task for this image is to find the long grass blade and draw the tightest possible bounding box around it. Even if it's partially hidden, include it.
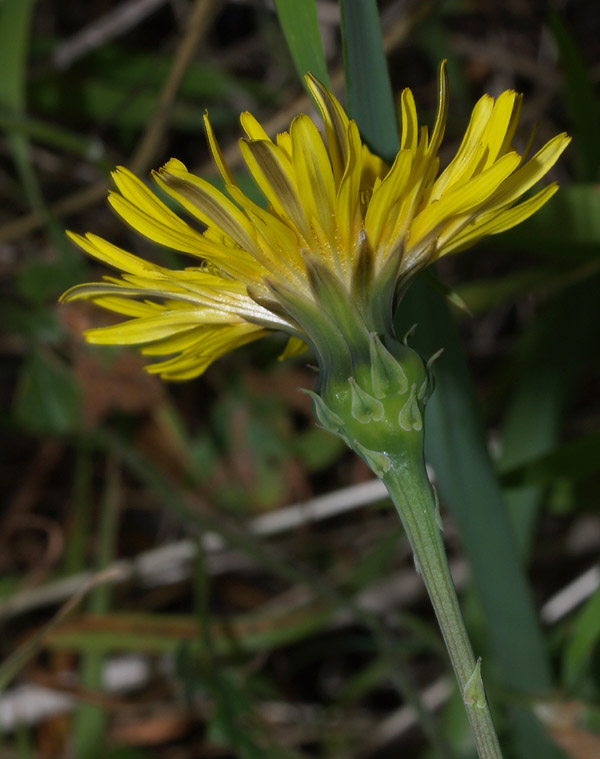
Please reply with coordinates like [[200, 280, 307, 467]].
[[498, 274, 600, 556], [273, 0, 330, 89], [398, 280, 564, 758], [72, 458, 121, 759], [548, 11, 600, 181], [0, 571, 116, 694], [339, 4, 563, 756], [0, 0, 41, 210], [339, 0, 398, 160], [0, 0, 77, 266]]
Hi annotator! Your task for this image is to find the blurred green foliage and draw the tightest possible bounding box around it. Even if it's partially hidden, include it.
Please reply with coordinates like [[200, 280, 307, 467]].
[[1, 1, 599, 758]]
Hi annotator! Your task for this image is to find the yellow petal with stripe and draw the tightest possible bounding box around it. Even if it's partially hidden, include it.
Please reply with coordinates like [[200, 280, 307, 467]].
[[154, 159, 262, 260], [66, 231, 166, 277], [239, 138, 311, 243], [409, 152, 522, 246], [62, 64, 569, 380], [290, 114, 336, 245], [305, 73, 349, 186], [442, 184, 559, 255], [143, 323, 267, 380]]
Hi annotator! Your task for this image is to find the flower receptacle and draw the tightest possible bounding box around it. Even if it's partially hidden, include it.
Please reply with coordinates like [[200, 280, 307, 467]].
[[306, 332, 436, 477]]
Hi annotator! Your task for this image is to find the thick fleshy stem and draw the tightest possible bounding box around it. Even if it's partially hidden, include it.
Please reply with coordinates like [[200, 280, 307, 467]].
[[382, 455, 503, 759]]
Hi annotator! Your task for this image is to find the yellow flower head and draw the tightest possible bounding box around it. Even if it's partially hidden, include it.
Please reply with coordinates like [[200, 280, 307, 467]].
[[62, 63, 569, 380]]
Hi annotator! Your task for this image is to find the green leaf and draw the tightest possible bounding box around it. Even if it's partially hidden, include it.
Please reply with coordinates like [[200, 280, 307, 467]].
[[0, 110, 106, 162], [501, 428, 600, 490], [1, 302, 63, 341], [498, 273, 600, 554], [0, 0, 75, 262], [339, 2, 562, 753], [31, 45, 275, 133], [73, 460, 120, 759], [563, 585, 600, 688], [0, 0, 33, 113], [340, 0, 399, 161], [17, 254, 87, 305], [455, 267, 558, 316], [16, 726, 33, 759], [548, 11, 600, 181], [273, 0, 329, 88], [399, 282, 552, 690], [397, 279, 564, 759], [0, 0, 41, 210], [14, 348, 82, 435], [294, 425, 347, 470], [422, 269, 473, 316]]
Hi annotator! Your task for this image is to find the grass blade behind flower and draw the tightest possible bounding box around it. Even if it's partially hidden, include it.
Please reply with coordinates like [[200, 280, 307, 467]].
[[339, 0, 398, 161], [398, 279, 564, 759], [338, 4, 563, 757], [273, 0, 330, 89], [498, 273, 600, 558], [548, 11, 600, 182]]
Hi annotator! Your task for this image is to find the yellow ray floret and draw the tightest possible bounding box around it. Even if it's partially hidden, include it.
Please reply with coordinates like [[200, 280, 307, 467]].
[[61, 62, 570, 380]]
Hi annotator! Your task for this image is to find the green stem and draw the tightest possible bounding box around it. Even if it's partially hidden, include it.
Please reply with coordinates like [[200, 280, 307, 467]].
[[382, 455, 503, 759]]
